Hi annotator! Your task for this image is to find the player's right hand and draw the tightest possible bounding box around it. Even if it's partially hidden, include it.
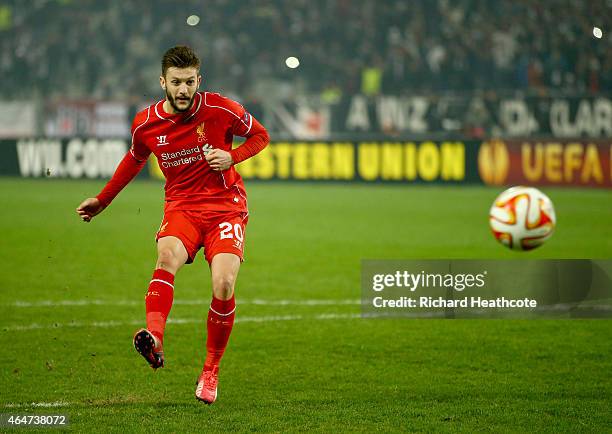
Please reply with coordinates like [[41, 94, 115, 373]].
[[76, 197, 104, 222]]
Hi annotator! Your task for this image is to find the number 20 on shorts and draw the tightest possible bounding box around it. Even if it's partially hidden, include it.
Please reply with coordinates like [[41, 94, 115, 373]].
[[218, 222, 244, 241]]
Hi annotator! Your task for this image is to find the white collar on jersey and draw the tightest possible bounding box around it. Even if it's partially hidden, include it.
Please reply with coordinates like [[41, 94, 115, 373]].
[[155, 92, 203, 123]]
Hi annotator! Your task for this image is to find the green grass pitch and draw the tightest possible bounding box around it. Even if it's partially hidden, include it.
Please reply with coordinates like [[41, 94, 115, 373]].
[[0, 178, 611, 432]]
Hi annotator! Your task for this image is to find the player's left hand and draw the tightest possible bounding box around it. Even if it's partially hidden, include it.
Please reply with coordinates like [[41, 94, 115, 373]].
[[205, 149, 233, 171]]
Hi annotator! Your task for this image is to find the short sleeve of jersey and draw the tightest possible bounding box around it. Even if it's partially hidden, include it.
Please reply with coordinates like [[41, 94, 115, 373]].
[[130, 108, 152, 162], [208, 93, 253, 137]]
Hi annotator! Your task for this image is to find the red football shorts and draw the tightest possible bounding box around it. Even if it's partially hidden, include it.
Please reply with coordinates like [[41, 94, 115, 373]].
[[155, 210, 249, 264]]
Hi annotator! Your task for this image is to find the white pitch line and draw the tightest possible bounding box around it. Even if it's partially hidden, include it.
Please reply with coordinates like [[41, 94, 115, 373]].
[[4, 401, 71, 408], [1, 312, 369, 409], [7, 298, 360, 308], [0, 311, 441, 410], [2, 312, 365, 332]]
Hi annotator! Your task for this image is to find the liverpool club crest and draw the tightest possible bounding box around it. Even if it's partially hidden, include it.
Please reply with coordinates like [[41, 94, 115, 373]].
[[196, 122, 207, 142]]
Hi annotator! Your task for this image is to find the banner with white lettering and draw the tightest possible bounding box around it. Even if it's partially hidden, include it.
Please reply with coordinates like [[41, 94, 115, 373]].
[[0, 138, 133, 179], [322, 95, 612, 139], [2, 95, 610, 140]]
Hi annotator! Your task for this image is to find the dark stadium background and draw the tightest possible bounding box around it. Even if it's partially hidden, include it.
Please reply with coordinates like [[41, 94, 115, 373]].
[[0, 1, 610, 431]]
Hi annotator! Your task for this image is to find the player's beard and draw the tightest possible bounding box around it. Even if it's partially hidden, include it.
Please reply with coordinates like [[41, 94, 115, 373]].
[[166, 89, 195, 113]]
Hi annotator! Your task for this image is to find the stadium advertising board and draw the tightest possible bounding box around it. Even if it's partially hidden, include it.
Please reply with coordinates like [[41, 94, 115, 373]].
[[3, 138, 610, 188], [329, 95, 612, 139], [1, 95, 610, 141], [0, 138, 128, 179], [478, 139, 612, 188], [254, 94, 612, 139]]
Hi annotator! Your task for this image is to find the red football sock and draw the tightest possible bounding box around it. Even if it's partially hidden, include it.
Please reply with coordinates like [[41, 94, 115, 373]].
[[204, 295, 236, 370], [145, 269, 175, 344]]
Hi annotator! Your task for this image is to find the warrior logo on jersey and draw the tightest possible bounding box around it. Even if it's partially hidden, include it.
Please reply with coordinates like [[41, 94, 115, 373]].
[[157, 135, 169, 146], [196, 122, 207, 143]]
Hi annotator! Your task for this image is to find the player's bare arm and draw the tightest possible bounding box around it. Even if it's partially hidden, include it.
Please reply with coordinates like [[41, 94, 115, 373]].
[[206, 149, 234, 171], [76, 197, 104, 222]]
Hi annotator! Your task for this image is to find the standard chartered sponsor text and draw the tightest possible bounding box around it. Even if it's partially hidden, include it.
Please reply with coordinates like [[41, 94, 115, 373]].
[[161, 145, 203, 168]]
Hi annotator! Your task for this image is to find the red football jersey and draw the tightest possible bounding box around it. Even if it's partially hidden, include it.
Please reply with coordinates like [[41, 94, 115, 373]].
[[97, 91, 268, 212]]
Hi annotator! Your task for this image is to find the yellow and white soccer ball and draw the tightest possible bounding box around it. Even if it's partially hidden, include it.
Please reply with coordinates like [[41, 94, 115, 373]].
[[489, 186, 556, 251]]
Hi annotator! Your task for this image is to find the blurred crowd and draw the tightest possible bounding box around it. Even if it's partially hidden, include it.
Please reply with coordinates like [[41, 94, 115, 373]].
[[1, 0, 611, 101]]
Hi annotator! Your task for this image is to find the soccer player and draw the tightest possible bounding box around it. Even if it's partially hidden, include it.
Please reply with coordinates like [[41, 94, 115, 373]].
[[76, 45, 269, 404]]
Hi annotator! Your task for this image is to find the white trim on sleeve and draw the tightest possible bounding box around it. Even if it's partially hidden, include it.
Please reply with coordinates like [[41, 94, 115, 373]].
[[130, 106, 150, 162]]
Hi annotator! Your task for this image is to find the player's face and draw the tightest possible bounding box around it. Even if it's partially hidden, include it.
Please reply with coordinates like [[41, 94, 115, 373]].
[[160, 67, 201, 113]]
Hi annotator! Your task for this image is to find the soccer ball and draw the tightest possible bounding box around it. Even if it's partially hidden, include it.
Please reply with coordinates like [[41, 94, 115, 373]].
[[489, 186, 556, 251]]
